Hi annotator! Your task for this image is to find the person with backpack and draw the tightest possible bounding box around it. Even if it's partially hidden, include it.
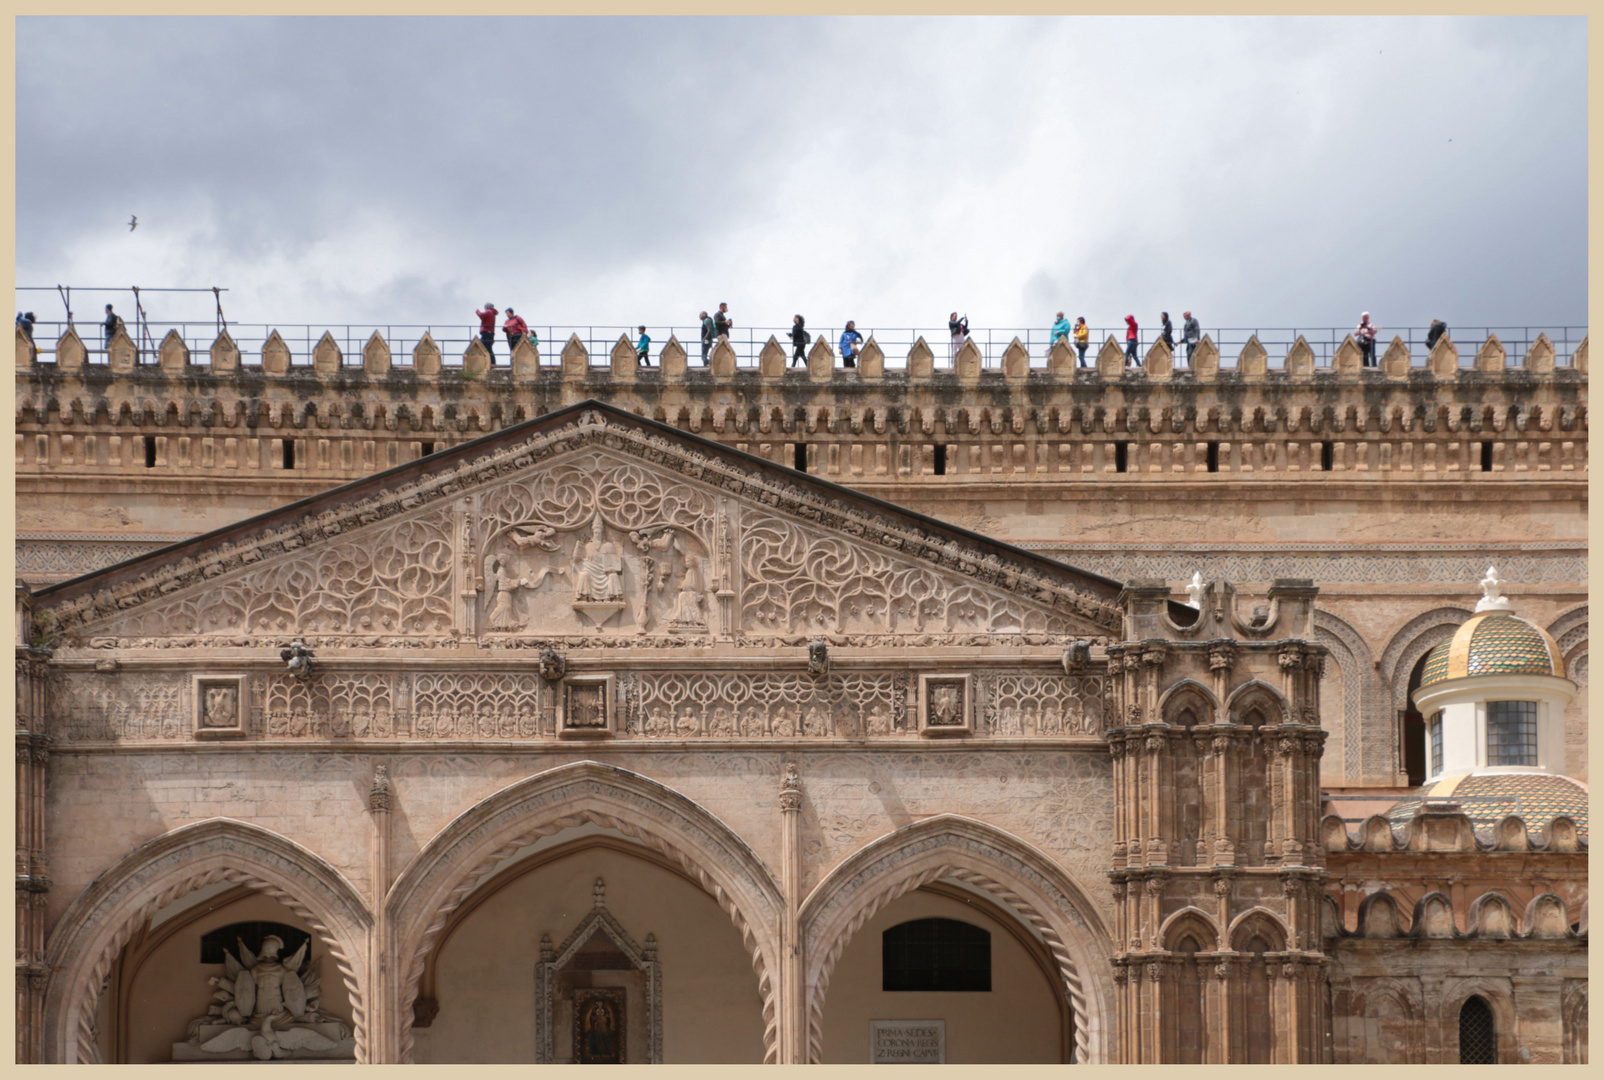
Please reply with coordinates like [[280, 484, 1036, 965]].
[[103, 303, 123, 347], [790, 315, 810, 367], [476, 302, 498, 362], [839, 320, 864, 368], [636, 326, 652, 366], [698, 310, 714, 365], [1124, 314, 1140, 367], [1159, 312, 1176, 355], [503, 308, 528, 353]]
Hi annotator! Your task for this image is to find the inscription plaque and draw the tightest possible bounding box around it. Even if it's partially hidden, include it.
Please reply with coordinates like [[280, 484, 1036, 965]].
[[869, 1019, 945, 1064]]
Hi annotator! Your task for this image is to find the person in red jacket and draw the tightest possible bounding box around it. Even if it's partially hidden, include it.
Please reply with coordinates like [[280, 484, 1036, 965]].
[[1124, 314, 1140, 367], [503, 308, 528, 353], [476, 303, 498, 362]]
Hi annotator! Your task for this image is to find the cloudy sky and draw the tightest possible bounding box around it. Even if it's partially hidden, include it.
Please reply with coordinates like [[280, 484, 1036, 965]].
[[16, 16, 1587, 346]]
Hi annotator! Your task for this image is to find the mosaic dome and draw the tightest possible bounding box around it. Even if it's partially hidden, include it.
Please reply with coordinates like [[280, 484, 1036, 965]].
[[1386, 771, 1588, 843], [1418, 612, 1565, 688]]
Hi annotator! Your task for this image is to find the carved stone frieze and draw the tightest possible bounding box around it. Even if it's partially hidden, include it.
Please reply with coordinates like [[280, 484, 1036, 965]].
[[980, 673, 1107, 736]]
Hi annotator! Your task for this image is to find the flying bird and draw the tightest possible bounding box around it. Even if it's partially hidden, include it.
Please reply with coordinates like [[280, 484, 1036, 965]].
[[128, 215, 138, 231]]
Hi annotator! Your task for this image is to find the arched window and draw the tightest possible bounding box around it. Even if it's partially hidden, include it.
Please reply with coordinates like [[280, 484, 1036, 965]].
[[881, 918, 990, 992], [1459, 995, 1497, 1064]]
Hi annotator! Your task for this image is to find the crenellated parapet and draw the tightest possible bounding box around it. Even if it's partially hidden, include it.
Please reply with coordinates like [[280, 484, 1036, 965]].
[[15, 328, 1588, 489], [1103, 579, 1330, 1062]]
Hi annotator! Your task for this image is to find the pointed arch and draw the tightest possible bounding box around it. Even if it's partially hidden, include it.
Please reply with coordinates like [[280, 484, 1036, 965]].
[[1315, 607, 1390, 784], [41, 818, 372, 1064], [799, 814, 1113, 1064], [1159, 905, 1221, 951], [385, 760, 783, 1063], [1378, 606, 1474, 710], [1157, 679, 1219, 727], [1223, 679, 1290, 725], [1227, 906, 1288, 951]]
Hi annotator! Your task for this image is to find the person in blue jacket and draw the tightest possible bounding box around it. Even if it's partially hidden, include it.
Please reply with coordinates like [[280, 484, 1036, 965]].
[[1050, 311, 1072, 348], [839, 321, 864, 368], [635, 326, 651, 366]]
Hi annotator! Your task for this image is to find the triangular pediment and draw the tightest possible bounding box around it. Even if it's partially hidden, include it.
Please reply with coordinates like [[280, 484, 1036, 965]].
[[37, 401, 1122, 649]]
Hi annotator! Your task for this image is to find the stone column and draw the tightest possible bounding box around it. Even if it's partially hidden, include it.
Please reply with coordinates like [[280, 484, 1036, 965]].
[[14, 586, 52, 1063], [778, 763, 805, 1063], [367, 764, 397, 1063]]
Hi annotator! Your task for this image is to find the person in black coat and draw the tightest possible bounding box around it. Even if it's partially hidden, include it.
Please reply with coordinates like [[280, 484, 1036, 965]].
[[789, 315, 809, 367], [1425, 318, 1447, 351]]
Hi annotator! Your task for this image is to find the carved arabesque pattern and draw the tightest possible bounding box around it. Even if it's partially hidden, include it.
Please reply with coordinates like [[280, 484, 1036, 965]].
[[263, 675, 396, 739], [627, 672, 904, 738], [983, 673, 1107, 735], [412, 672, 544, 739], [477, 454, 716, 554], [740, 513, 1076, 636], [96, 513, 455, 639], [396, 810, 778, 1064]]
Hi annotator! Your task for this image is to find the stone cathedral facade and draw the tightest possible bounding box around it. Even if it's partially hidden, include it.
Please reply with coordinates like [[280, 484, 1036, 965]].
[[13, 325, 1588, 1063]]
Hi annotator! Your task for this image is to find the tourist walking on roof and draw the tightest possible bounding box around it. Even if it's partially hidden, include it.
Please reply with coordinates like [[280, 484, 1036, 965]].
[[1356, 312, 1378, 367], [476, 302, 498, 362], [636, 326, 651, 366], [840, 320, 864, 368], [699, 310, 714, 365], [1124, 315, 1140, 367], [948, 312, 969, 362], [1051, 311, 1072, 349], [1181, 311, 1200, 367], [1425, 317, 1448, 352], [503, 308, 528, 353], [1159, 312, 1176, 356], [1074, 317, 1090, 367], [790, 315, 810, 367]]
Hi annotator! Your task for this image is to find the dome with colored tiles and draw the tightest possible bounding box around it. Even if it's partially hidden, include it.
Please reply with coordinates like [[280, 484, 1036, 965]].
[[1418, 568, 1565, 688], [1386, 771, 1588, 844]]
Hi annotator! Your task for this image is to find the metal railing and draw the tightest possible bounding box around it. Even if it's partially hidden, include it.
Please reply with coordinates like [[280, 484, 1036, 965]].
[[14, 316, 1587, 373]]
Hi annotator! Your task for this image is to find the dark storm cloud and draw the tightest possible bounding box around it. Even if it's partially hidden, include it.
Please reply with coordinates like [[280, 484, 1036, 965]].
[[16, 16, 1586, 341]]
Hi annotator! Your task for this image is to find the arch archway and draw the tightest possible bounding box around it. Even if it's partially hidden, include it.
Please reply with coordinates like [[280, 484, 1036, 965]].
[[799, 814, 1113, 1064], [385, 760, 784, 1063], [1379, 607, 1473, 712], [42, 818, 373, 1064]]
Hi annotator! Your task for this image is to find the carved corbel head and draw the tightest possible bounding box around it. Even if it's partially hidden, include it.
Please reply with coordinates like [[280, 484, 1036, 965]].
[[538, 648, 567, 682], [808, 639, 829, 677]]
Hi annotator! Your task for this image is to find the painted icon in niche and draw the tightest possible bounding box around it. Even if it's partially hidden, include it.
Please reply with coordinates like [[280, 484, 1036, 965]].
[[574, 988, 625, 1064]]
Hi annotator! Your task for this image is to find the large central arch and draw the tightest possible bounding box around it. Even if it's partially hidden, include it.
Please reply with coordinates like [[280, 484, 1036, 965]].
[[799, 814, 1115, 1064], [41, 818, 374, 1064], [385, 760, 785, 1062]]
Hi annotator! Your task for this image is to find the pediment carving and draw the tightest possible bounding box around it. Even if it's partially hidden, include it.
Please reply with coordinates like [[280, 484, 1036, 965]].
[[43, 406, 1119, 649]]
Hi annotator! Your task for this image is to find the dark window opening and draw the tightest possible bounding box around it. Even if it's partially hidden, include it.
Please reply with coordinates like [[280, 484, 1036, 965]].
[[1459, 995, 1497, 1064], [199, 921, 311, 965], [420, 441, 435, 456], [1320, 441, 1334, 471], [1114, 441, 1129, 473], [1429, 712, 1443, 777], [282, 440, 295, 469], [1206, 442, 1220, 473], [1401, 652, 1431, 786], [143, 436, 156, 468], [882, 917, 991, 992], [793, 442, 807, 473], [933, 443, 947, 476], [1481, 441, 1493, 472]]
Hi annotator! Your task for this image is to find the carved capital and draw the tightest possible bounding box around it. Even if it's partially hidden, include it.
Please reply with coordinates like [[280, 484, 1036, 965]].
[[1111, 963, 1128, 984], [1145, 961, 1166, 982], [779, 762, 802, 812], [1278, 644, 1304, 670], [369, 763, 392, 813], [1213, 877, 1232, 897], [1214, 962, 1232, 980], [1144, 734, 1164, 753], [1280, 877, 1301, 899], [1207, 643, 1236, 672], [1110, 882, 1126, 901], [1143, 877, 1164, 897], [1127, 703, 1144, 727], [412, 995, 440, 1028], [1141, 644, 1167, 667]]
